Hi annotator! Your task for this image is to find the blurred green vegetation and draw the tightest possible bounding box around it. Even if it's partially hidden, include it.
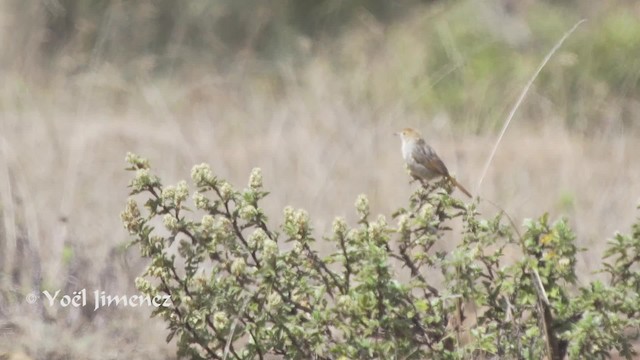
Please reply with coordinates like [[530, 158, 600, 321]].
[[5, 0, 640, 131], [32, 0, 425, 66]]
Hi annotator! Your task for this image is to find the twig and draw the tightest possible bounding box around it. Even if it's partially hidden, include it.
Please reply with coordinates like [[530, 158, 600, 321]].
[[476, 19, 587, 193], [223, 296, 253, 360], [531, 268, 550, 306], [481, 197, 523, 241]]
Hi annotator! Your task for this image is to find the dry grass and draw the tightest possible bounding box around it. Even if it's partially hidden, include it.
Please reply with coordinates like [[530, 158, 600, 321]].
[[1, 66, 639, 357], [1, 4, 639, 359]]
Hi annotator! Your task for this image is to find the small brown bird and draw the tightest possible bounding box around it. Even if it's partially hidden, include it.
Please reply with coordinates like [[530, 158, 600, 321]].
[[395, 128, 472, 198]]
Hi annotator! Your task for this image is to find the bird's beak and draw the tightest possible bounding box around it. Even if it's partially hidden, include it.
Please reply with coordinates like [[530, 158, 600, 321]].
[[393, 132, 399, 136]]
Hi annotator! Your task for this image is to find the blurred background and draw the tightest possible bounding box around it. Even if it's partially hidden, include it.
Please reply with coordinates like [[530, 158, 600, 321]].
[[0, 0, 639, 358]]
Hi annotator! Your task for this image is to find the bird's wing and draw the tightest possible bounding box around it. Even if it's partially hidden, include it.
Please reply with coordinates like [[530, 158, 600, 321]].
[[411, 139, 450, 177]]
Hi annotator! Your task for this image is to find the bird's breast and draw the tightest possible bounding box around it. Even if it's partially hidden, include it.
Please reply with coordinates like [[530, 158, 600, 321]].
[[401, 141, 414, 163]]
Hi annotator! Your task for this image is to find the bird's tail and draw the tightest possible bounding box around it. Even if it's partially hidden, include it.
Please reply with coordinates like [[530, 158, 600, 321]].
[[449, 177, 472, 198]]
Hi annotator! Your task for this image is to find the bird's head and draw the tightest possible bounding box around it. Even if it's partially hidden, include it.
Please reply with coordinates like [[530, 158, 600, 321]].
[[394, 128, 422, 142]]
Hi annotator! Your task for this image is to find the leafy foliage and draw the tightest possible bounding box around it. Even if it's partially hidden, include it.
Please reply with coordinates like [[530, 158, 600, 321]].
[[121, 153, 640, 359]]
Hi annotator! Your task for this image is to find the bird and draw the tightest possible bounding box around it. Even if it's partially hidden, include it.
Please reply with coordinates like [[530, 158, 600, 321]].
[[395, 127, 472, 198]]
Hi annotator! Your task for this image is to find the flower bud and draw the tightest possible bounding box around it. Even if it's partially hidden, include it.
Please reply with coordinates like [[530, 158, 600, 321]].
[[249, 168, 263, 190], [191, 163, 214, 187], [249, 228, 268, 249], [355, 194, 369, 219], [131, 169, 157, 191], [231, 257, 247, 276], [263, 239, 278, 260], [200, 215, 215, 234], [332, 217, 347, 236], [192, 192, 210, 210], [163, 214, 179, 231], [175, 180, 189, 203], [239, 205, 258, 221], [219, 181, 233, 201], [212, 311, 228, 329], [125, 152, 150, 169], [121, 198, 142, 233]]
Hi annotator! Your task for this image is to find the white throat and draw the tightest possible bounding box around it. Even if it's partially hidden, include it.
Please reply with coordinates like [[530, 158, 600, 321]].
[[401, 138, 414, 163]]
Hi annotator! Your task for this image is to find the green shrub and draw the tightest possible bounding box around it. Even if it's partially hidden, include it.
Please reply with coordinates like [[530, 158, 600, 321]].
[[121, 153, 640, 359]]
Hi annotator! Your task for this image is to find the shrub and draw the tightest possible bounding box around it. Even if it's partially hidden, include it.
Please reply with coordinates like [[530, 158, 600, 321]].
[[121, 153, 640, 359]]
